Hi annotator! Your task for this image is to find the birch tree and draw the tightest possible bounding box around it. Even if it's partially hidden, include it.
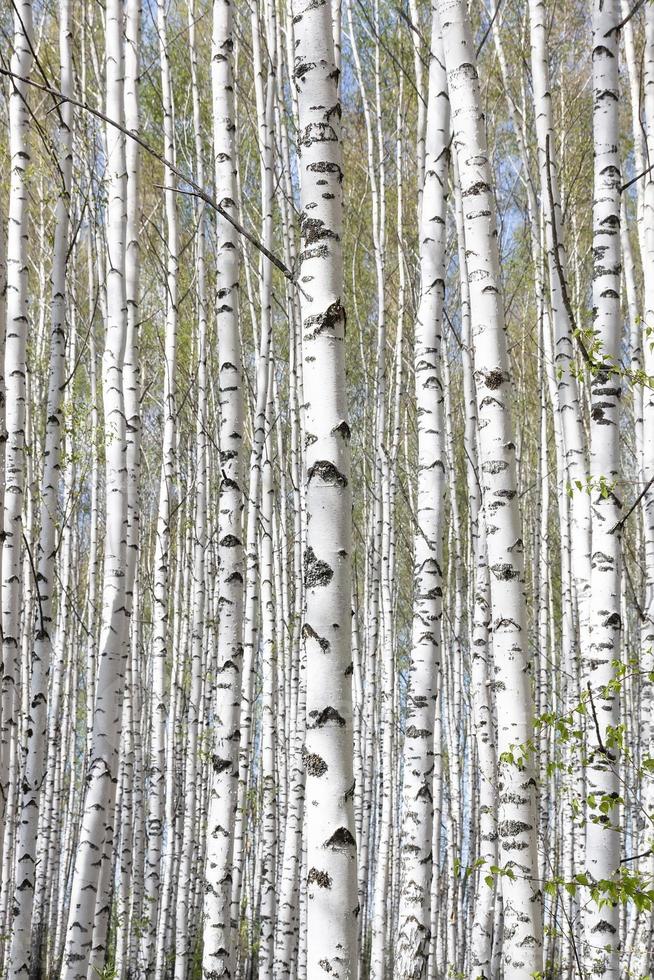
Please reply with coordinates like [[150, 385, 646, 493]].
[[61, 0, 130, 971], [1, 0, 34, 894], [0, 0, 652, 976], [202, 1, 245, 976], [437, 0, 543, 973], [583, 2, 622, 974], [7, 0, 73, 973], [292, 0, 359, 974], [396, 6, 449, 976]]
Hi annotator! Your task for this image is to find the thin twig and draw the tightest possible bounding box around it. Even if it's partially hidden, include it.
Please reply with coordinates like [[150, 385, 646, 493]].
[[609, 473, 654, 534], [605, 0, 646, 36], [0, 66, 298, 288], [586, 682, 616, 762], [621, 160, 654, 194], [477, 0, 503, 58], [620, 849, 652, 864], [545, 135, 591, 366], [22, 532, 45, 640]]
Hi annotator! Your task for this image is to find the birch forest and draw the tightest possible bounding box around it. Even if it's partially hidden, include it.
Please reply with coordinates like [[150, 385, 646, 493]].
[[4, 0, 654, 976]]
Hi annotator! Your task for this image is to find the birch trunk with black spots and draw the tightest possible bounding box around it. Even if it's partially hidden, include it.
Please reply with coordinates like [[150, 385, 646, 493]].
[[583, 3, 622, 975], [202, 1, 245, 976], [139, 0, 179, 968], [2, 1, 654, 976], [1, 0, 33, 898], [292, 0, 359, 975], [395, 6, 448, 976], [61, 0, 129, 972], [6, 1, 72, 974], [437, 0, 542, 973]]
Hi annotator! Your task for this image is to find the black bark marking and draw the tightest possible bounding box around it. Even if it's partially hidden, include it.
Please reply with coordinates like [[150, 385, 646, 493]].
[[294, 60, 315, 81], [301, 214, 338, 245], [463, 180, 491, 197], [304, 546, 334, 588], [303, 749, 328, 777], [483, 368, 506, 390], [482, 459, 508, 474], [299, 122, 337, 147], [307, 160, 343, 182], [495, 617, 521, 631], [308, 867, 332, 888], [302, 622, 330, 652], [491, 562, 519, 581], [308, 706, 346, 727], [325, 827, 356, 850], [499, 820, 532, 837], [405, 725, 431, 738], [308, 459, 347, 486], [304, 299, 346, 338], [331, 419, 351, 440], [591, 919, 617, 934]]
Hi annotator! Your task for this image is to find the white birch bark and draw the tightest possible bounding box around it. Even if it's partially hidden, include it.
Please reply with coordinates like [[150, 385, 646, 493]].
[[437, 0, 543, 973], [139, 1, 179, 966], [583, 3, 622, 974], [202, 1, 245, 975], [454, 147, 498, 978], [231, 5, 277, 936], [61, 0, 129, 970], [259, 386, 277, 979], [292, 0, 359, 974], [1, 0, 33, 885], [396, 7, 449, 976], [174, 89, 208, 977], [6, 2, 73, 972], [528, 0, 591, 665]]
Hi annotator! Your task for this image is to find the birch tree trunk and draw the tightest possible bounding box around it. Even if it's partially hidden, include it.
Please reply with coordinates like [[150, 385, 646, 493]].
[[396, 6, 449, 976], [6, 1, 73, 973], [61, 0, 129, 971], [1, 0, 34, 896], [202, 1, 245, 975], [583, 3, 622, 975], [140, 2, 179, 967], [292, 0, 359, 974], [528, 0, 591, 667], [438, 0, 543, 973]]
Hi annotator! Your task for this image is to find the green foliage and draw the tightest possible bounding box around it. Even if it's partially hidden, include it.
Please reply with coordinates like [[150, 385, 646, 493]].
[[484, 862, 516, 889]]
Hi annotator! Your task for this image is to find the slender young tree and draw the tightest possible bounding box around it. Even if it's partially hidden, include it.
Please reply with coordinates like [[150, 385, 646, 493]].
[[6, 1, 73, 973], [61, 0, 129, 972], [139, 0, 180, 967], [396, 6, 449, 976], [1, 0, 34, 891]]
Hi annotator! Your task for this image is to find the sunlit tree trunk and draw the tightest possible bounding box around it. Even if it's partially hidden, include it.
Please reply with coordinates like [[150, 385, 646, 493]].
[[292, 0, 359, 974], [61, 0, 129, 971], [5, 0, 72, 972], [396, 6, 449, 976], [583, 3, 622, 975], [140, 0, 179, 969], [0, 0, 34, 897], [438, 0, 543, 973], [202, 1, 245, 976]]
